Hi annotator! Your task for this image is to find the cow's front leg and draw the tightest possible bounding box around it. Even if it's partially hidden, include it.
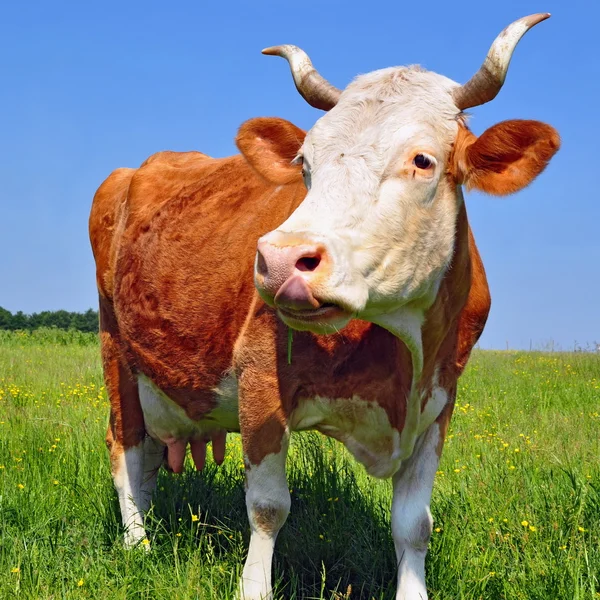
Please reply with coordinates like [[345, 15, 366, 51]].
[[239, 425, 290, 600], [392, 420, 444, 600], [237, 360, 291, 600]]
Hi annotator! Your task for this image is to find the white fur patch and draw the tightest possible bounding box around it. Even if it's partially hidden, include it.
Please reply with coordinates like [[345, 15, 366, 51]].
[[292, 394, 402, 478], [418, 369, 448, 436], [112, 437, 166, 548], [112, 444, 147, 547], [240, 441, 290, 600], [392, 423, 442, 600], [137, 373, 239, 444]]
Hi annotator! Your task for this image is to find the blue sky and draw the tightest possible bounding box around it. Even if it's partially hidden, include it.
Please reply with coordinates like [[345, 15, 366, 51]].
[[0, 0, 598, 350]]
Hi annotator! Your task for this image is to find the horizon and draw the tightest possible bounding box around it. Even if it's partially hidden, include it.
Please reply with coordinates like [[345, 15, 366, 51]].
[[1, 0, 598, 350]]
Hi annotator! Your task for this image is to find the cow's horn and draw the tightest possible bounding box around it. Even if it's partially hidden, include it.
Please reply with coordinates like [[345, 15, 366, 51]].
[[262, 45, 341, 111], [453, 13, 550, 111]]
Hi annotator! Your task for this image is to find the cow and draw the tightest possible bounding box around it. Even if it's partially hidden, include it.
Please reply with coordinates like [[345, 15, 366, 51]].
[[89, 14, 559, 600]]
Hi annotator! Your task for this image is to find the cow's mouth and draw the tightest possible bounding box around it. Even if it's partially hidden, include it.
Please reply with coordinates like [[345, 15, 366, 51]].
[[277, 303, 350, 328]]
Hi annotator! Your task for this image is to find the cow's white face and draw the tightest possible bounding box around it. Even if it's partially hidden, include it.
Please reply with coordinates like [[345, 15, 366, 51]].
[[255, 68, 463, 333], [248, 16, 559, 336]]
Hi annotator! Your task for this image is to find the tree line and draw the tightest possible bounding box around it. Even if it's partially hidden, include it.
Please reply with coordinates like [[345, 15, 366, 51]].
[[0, 306, 99, 333]]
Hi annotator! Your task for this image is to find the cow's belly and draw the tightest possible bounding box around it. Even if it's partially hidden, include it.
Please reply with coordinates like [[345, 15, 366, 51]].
[[137, 374, 240, 471], [137, 373, 447, 479]]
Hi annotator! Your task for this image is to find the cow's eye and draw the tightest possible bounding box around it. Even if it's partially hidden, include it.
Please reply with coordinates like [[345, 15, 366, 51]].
[[302, 168, 312, 189], [413, 154, 434, 169]]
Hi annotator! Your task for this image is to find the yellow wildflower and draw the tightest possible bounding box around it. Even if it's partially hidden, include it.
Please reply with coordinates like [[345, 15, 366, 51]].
[[17, 483, 24, 490], [77, 579, 84, 587], [191, 514, 199, 522], [11, 567, 20, 573], [521, 520, 529, 527], [141, 538, 150, 545]]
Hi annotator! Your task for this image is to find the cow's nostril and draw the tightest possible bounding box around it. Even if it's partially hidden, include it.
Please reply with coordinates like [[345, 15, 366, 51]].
[[295, 254, 321, 272], [256, 249, 268, 276]]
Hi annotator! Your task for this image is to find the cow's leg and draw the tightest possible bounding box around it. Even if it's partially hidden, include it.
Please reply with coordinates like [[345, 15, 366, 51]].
[[238, 374, 290, 600], [109, 435, 165, 545], [239, 431, 290, 600], [100, 295, 152, 547], [392, 415, 447, 600], [109, 439, 146, 546], [139, 436, 166, 513]]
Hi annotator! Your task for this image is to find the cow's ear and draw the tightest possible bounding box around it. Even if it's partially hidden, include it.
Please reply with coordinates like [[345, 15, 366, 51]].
[[452, 120, 560, 196], [236, 117, 306, 185]]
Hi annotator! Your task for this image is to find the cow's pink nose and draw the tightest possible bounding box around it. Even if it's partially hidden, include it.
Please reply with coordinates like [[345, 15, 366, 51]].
[[274, 275, 320, 311], [255, 237, 327, 305]]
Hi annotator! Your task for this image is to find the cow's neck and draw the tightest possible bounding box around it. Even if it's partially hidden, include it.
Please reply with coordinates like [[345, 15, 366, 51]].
[[370, 197, 471, 458]]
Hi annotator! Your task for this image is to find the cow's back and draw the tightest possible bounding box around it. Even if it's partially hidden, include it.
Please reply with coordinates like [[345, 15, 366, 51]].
[[89, 151, 211, 299]]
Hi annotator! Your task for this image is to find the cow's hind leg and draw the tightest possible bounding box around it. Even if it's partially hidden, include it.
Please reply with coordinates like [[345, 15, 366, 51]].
[[108, 435, 165, 547], [392, 404, 450, 600], [100, 296, 163, 546], [139, 436, 166, 514]]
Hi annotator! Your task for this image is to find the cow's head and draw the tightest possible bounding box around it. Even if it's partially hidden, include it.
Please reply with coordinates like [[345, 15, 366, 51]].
[[241, 14, 559, 336]]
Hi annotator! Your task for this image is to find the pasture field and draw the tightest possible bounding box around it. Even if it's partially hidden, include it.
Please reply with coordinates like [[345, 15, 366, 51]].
[[0, 329, 598, 599]]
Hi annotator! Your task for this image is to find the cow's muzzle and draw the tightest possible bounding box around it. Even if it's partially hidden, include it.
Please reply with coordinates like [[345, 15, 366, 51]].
[[254, 232, 349, 329]]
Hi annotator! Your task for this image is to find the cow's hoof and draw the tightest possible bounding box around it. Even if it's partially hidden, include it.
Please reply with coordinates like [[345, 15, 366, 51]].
[[123, 531, 150, 552], [236, 579, 272, 600]]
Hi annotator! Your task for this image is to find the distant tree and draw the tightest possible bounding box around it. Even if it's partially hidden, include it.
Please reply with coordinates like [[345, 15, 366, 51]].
[[70, 309, 99, 333], [0, 306, 98, 333], [0, 306, 12, 329], [51, 310, 72, 330], [12, 311, 28, 330], [82, 308, 99, 333]]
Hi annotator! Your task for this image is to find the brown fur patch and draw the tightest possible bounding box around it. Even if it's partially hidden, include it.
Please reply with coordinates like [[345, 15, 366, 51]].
[[252, 505, 285, 535], [99, 295, 145, 450]]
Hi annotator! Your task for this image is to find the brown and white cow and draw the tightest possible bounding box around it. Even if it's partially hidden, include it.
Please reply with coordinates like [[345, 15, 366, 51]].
[[89, 14, 559, 600]]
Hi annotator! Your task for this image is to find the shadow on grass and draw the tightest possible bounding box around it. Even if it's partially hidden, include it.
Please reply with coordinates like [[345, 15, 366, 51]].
[[107, 432, 398, 599]]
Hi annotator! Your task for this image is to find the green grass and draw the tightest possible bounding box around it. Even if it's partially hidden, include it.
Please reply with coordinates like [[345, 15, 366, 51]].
[[0, 329, 598, 599]]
